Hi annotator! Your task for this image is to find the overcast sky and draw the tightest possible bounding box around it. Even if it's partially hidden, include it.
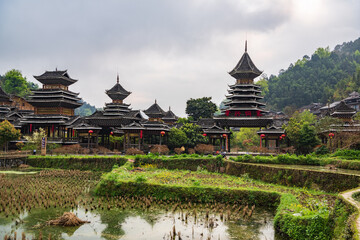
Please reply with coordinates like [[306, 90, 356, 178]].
[[0, 0, 359, 116]]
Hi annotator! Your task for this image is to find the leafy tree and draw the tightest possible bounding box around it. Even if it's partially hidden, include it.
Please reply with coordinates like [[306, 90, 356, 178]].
[[297, 123, 319, 154], [1, 70, 32, 97], [256, 78, 269, 97], [180, 123, 207, 148], [315, 116, 343, 134], [231, 128, 260, 150], [292, 110, 317, 124], [23, 128, 46, 151], [0, 120, 21, 151], [185, 97, 217, 121], [284, 111, 319, 154], [167, 128, 187, 149], [354, 112, 360, 122]]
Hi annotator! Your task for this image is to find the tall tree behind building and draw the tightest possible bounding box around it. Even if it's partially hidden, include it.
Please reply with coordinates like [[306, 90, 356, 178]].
[[1, 69, 38, 97], [186, 97, 217, 121]]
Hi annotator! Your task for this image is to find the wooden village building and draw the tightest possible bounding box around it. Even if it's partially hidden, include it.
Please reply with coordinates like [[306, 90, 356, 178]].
[[214, 41, 275, 151], [19, 70, 82, 143]]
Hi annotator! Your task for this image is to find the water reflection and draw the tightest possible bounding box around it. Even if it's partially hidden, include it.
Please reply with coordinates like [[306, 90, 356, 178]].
[[0, 204, 274, 240]]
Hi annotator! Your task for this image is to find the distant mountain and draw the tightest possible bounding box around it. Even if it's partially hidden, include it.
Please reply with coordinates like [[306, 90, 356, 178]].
[[264, 37, 360, 111], [75, 100, 97, 116]]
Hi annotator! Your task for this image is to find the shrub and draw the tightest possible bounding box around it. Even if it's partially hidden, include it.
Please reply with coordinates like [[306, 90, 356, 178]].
[[188, 148, 195, 154], [194, 144, 214, 155], [174, 148, 184, 154], [91, 146, 112, 154], [149, 145, 170, 155], [333, 149, 360, 159], [126, 148, 144, 155], [315, 145, 330, 155], [52, 144, 83, 155], [15, 141, 24, 150]]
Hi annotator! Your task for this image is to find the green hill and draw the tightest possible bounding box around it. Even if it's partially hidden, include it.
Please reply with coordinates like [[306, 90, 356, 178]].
[[264, 37, 360, 111]]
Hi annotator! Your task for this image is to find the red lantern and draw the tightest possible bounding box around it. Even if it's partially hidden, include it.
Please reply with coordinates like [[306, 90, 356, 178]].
[[160, 131, 165, 136], [329, 132, 334, 139], [110, 131, 114, 135], [140, 130, 143, 139], [222, 134, 227, 138], [281, 134, 286, 138], [279, 136, 283, 140], [203, 133, 207, 137], [260, 134, 265, 138], [88, 130, 93, 135]]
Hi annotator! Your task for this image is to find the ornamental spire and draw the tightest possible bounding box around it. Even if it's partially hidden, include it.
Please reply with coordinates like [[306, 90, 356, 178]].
[[117, 73, 119, 84], [245, 40, 247, 52]]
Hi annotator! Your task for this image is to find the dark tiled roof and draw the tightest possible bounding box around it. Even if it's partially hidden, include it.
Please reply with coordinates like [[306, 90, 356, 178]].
[[197, 118, 216, 128], [0, 87, 12, 103], [203, 125, 229, 134], [34, 70, 77, 86], [333, 101, 356, 113], [162, 107, 178, 120], [229, 42, 262, 79], [144, 100, 165, 117], [106, 75, 131, 100]]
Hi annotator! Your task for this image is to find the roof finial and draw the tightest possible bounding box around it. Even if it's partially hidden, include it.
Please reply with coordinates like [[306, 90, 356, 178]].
[[56, 67, 57, 71], [155, 99, 157, 104], [245, 40, 247, 52], [116, 73, 119, 84], [169, 106, 171, 111]]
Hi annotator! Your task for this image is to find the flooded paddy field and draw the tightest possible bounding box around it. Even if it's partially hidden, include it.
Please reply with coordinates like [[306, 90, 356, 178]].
[[0, 169, 276, 240]]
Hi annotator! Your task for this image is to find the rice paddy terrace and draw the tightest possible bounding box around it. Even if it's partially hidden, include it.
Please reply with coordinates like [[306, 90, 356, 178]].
[[0, 153, 359, 239]]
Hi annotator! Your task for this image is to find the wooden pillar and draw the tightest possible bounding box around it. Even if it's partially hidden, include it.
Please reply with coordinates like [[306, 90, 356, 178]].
[[123, 133, 126, 151], [138, 132, 141, 150], [228, 134, 231, 152]]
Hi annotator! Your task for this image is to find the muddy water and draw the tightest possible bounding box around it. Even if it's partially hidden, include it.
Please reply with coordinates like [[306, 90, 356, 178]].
[[0, 171, 276, 240]]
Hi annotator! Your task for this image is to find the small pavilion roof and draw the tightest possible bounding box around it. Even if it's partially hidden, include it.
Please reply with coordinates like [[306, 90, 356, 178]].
[[144, 100, 165, 118], [229, 41, 262, 79], [34, 70, 77, 86], [105, 74, 131, 101], [162, 107, 178, 120]]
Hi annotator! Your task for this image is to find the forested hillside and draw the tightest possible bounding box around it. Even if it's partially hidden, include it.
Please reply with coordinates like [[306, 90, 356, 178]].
[[264, 37, 360, 111], [75, 100, 97, 116]]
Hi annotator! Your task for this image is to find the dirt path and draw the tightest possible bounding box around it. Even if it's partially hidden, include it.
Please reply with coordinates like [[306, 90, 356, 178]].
[[341, 187, 360, 236]]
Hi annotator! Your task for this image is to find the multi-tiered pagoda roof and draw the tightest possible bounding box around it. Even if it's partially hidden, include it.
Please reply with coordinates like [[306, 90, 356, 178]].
[[103, 75, 132, 116], [28, 70, 82, 113], [84, 74, 143, 128], [214, 41, 272, 128]]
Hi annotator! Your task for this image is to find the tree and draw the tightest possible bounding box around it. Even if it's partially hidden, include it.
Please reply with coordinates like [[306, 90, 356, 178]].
[[2, 69, 31, 97], [185, 97, 217, 121], [0, 120, 21, 151], [167, 128, 188, 149], [180, 123, 207, 148], [284, 111, 319, 154], [231, 128, 260, 150], [297, 123, 319, 154], [256, 78, 269, 97], [315, 116, 343, 134], [23, 128, 46, 151]]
